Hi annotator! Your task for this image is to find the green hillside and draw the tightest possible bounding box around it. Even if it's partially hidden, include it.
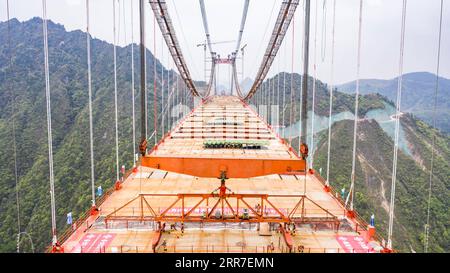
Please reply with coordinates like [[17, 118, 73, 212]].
[[261, 73, 449, 252], [0, 18, 179, 252]]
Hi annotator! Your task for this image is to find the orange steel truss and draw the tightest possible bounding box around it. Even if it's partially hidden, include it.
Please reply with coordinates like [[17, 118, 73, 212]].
[[104, 193, 340, 229], [141, 156, 306, 178]]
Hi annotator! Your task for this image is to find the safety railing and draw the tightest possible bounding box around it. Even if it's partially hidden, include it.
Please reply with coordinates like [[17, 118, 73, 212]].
[[46, 166, 132, 252], [313, 172, 387, 245], [92, 244, 379, 254]]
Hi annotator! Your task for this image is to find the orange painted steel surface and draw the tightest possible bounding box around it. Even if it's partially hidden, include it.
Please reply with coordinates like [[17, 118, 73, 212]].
[[104, 193, 340, 227], [141, 155, 306, 178]]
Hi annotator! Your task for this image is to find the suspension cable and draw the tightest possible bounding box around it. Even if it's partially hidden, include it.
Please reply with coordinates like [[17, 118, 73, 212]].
[[298, 0, 305, 152], [387, 0, 408, 250], [171, 0, 201, 79], [288, 15, 295, 145], [161, 29, 165, 138], [139, 0, 148, 145], [113, 0, 120, 181], [153, 14, 158, 145], [41, 0, 57, 246], [162, 49, 170, 135], [346, 0, 364, 212], [272, 74, 275, 124], [234, 0, 250, 55], [117, 0, 121, 44], [122, 0, 127, 45], [176, 76, 179, 128], [248, 0, 278, 79], [282, 39, 287, 138], [325, 0, 337, 188], [310, 0, 318, 169], [6, 0, 22, 252], [131, 0, 136, 165], [167, 57, 171, 131], [298, 0, 307, 195], [321, 0, 327, 62], [85, 0, 96, 207], [277, 55, 280, 133], [425, 0, 444, 253]]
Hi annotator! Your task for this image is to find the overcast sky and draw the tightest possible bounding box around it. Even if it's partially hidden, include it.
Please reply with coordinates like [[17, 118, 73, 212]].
[[0, 0, 449, 86]]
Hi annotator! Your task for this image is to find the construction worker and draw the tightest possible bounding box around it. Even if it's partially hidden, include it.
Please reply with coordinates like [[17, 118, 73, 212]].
[[242, 208, 249, 220], [170, 223, 177, 231], [201, 209, 207, 219], [255, 203, 260, 212], [270, 241, 275, 252], [291, 222, 296, 235], [211, 179, 232, 197], [96, 185, 103, 197], [162, 239, 167, 252], [341, 187, 346, 200]]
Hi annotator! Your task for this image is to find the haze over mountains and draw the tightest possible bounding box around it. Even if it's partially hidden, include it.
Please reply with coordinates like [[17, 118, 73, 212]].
[[338, 72, 450, 134], [0, 18, 448, 253]]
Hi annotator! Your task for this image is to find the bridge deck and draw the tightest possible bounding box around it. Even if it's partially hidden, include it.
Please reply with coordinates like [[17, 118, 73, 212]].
[[61, 166, 381, 253], [61, 96, 382, 253], [142, 96, 305, 178]]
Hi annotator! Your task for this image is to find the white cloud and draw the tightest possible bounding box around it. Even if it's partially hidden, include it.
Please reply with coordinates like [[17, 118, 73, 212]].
[[65, 0, 81, 7]]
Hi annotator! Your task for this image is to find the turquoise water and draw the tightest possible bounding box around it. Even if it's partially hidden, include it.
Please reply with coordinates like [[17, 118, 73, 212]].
[[281, 102, 412, 156]]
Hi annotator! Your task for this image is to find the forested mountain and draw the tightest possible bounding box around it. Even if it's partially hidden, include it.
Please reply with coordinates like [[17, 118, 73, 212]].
[[0, 18, 448, 253], [338, 72, 450, 134], [0, 18, 181, 252], [263, 72, 449, 253]]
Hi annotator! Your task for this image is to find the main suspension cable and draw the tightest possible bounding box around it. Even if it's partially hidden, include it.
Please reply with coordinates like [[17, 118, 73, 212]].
[[41, 0, 58, 246], [387, 0, 408, 250], [249, 0, 278, 78], [424, 0, 444, 253]]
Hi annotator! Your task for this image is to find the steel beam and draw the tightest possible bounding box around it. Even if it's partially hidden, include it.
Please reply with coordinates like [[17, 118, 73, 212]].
[[104, 193, 340, 226], [141, 156, 305, 178]]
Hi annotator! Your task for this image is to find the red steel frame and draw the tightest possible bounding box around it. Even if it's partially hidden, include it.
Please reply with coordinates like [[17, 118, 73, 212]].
[[104, 193, 340, 229]]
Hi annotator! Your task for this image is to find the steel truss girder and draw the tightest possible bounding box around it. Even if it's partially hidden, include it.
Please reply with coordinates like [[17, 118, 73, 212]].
[[149, 0, 200, 97], [244, 0, 300, 100], [104, 193, 340, 227]]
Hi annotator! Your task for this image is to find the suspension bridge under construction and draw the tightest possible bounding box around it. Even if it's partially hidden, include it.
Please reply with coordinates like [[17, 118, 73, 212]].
[[4, 0, 445, 254]]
